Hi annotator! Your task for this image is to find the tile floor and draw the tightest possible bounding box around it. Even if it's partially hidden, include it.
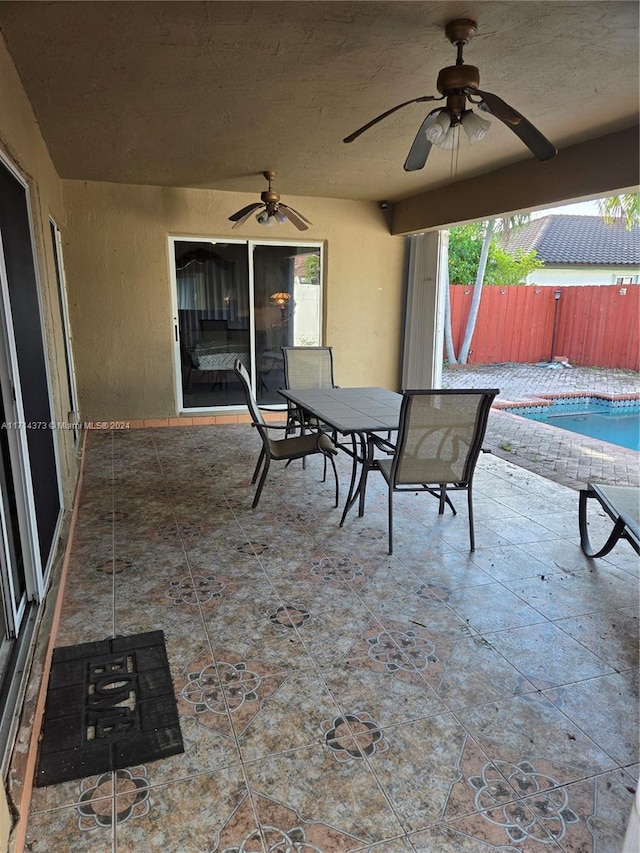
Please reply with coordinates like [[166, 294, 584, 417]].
[[25, 424, 639, 852]]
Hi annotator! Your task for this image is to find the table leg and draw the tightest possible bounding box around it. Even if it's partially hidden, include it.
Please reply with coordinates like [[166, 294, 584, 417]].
[[358, 435, 376, 517], [339, 432, 366, 527]]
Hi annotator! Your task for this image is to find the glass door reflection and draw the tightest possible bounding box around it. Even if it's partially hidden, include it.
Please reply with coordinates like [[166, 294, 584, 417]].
[[175, 241, 250, 408], [253, 244, 321, 405]]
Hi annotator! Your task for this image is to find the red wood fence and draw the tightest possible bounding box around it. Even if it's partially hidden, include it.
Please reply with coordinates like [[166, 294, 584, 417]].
[[448, 284, 639, 370]]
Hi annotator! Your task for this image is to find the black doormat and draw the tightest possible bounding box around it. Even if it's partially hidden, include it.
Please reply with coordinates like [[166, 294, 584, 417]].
[[36, 630, 184, 787]]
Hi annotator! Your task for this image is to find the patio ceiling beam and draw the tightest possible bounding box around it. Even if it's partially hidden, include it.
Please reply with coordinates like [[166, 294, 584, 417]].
[[391, 126, 640, 235]]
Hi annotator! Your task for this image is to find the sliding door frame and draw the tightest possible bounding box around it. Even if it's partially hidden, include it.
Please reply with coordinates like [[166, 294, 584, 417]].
[[49, 217, 80, 447], [0, 151, 63, 606], [169, 236, 324, 413]]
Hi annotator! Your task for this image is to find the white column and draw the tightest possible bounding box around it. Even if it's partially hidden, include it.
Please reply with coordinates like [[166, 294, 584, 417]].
[[401, 230, 447, 389]]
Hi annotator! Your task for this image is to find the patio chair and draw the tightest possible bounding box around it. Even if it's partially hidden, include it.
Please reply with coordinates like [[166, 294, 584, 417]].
[[578, 482, 640, 557], [233, 359, 339, 509], [281, 346, 336, 435], [376, 389, 498, 554]]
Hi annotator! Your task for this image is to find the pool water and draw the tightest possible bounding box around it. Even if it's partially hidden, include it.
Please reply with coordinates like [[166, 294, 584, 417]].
[[505, 397, 640, 452]]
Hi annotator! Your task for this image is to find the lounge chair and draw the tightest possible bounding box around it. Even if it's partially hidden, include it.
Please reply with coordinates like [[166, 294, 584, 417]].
[[578, 482, 640, 557]]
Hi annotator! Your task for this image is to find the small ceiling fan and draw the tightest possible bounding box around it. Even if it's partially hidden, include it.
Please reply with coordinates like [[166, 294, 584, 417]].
[[228, 171, 312, 230], [344, 19, 557, 171]]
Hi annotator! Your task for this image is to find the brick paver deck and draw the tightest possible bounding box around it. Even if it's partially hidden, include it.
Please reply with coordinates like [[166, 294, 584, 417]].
[[441, 362, 639, 490]]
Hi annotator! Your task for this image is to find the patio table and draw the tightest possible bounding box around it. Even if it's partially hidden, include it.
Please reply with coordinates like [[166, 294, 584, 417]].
[[279, 386, 402, 525]]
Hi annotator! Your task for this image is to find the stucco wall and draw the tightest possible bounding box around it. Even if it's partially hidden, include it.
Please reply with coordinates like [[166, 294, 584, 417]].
[[0, 34, 77, 504], [61, 181, 406, 420], [527, 266, 640, 286]]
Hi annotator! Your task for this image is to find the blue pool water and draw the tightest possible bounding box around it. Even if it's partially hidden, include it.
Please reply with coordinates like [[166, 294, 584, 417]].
[[506, 397, 640, 452]]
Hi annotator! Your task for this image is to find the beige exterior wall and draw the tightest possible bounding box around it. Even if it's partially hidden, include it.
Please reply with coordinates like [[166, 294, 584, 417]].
[[62, 181, 406, 420], [0, 34, 77, 504]]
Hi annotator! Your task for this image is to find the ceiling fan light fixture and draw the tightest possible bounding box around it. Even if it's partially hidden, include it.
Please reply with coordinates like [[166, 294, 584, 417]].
[[229, 171, 311, 231], [344, 18, 557, 169], [425, 110, 451, 145], [438, 124, 460, 151], [462, 110, 491, 143]]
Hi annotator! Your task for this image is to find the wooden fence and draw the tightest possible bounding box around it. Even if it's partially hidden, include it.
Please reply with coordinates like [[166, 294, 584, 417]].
[[448, 284, 639, 370]]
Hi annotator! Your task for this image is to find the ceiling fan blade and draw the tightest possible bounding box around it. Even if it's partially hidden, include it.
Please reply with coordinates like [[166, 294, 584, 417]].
[[229, 202, 262, 222], [280, 203, 312, 225], [343, 95, 440, 143], [475, 89, 557, 161], [403, 108, 444, 172], [473, 89, 522, 126], [231, 204, 265, 229], [279, 205, 309, 231]]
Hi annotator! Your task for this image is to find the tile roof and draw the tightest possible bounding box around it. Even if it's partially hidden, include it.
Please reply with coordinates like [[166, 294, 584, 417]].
[[502, 215, 640, 266]]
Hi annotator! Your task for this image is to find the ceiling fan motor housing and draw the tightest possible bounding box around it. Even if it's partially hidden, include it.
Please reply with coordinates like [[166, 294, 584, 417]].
[[261, 190, 281, 205], [437, 64, 480, 94]]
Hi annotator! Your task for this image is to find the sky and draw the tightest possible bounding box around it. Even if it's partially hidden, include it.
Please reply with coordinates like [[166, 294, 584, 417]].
[[530, 198, 602, 219]]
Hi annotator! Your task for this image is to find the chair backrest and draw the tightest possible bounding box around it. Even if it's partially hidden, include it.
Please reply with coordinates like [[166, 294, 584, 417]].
[[234, 359, 265, 427], [392, 389, 498, 486], [282, 346, 335, 390]]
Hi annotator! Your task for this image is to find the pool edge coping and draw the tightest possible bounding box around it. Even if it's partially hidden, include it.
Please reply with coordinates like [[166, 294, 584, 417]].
[[494, 391, 640, 410]]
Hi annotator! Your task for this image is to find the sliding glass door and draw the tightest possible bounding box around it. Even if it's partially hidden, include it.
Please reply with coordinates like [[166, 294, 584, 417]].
[[0, 153, 63, 758], [171, 238, 322, 410]]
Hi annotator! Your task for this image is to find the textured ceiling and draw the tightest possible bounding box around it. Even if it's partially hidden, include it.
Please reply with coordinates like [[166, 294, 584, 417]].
[[0, 1, 638, 202]]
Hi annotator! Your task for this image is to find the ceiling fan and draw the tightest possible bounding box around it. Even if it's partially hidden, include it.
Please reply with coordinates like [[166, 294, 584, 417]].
[[344, 19, 557, 171], [228, 171, 312, 230]]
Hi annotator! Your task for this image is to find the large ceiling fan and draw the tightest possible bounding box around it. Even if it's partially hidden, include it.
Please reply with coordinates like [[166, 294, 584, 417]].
[[344, 19, 557, 171], [228, 171, 312, 230]]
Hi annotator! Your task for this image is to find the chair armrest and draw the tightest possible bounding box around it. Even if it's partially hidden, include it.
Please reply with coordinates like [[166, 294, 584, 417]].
[[371, 434, 396, 454]]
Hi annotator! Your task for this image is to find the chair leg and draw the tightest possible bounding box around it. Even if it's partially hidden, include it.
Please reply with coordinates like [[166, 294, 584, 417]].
[[252, 457, 271, 508], [388, 486, 394, 555], [467, 485, 475, 551], [251, 449, 266, 484]]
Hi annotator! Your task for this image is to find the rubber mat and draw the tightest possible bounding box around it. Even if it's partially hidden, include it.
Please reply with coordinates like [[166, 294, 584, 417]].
[[36, 630, 184, 787]]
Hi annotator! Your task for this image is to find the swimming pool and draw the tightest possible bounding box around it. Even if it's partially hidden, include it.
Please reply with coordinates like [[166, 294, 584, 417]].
[[503, 396, 640, 452]]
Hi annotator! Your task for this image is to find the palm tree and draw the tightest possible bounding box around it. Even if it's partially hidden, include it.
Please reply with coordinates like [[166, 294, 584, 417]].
[[598, 193, 639, 230]]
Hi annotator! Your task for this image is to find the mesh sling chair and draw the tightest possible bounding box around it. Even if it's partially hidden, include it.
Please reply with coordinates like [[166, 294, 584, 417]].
[[376, 389, 498, 554], [233, 359, 339, 509], [281, 346, 336, 436]]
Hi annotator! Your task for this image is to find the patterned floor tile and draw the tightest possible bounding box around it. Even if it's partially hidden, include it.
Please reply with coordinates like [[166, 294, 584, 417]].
[[409, 820, 562, 851], [243, 742, 405, 846], [505, 566, 639, 620], [484, 620, 615, 687], [469, 543, 563, 582], [237, 663, 343, 761], [114, 766, 247, 852], [363, 714, 473, 832], [456, 696, 617, 779], [321, 657, 448, 728], [213, 789, 366, 852], [26, 801, 114, 853], [553, 608, 639, 671], [443, 582, 548, 634], [433, 634, 538, 710], [27, 425, 638, 852], [544, 671, 639, 767]]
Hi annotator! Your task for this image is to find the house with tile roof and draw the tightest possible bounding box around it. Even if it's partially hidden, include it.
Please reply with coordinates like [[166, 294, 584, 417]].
[[502, 214, 640, 285]]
